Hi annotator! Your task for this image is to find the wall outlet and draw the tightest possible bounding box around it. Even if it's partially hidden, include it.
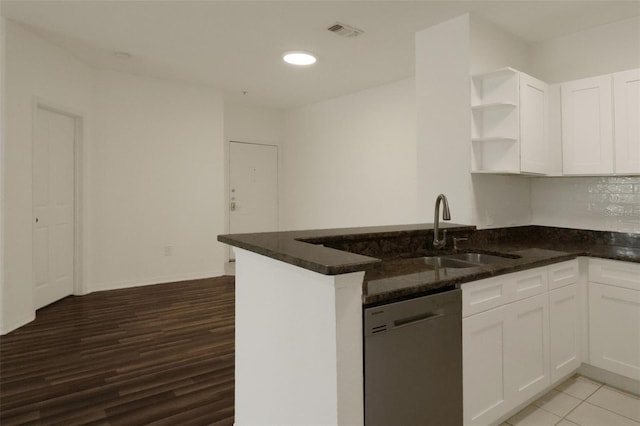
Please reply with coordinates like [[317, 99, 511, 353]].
[[163, 245, 173, 256]]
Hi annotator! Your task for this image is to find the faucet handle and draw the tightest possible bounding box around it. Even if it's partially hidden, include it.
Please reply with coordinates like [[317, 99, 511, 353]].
[[453, 237, 468, 251], [433, 229, 448, 249]]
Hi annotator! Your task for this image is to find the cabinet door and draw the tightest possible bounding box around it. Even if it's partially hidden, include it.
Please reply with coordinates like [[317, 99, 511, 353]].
[[614, 69, 640, 174], [549, 284, 581, 383], [520, 73, 549, 174], [589, 282, 640, 380], [562, 75, 614, 175], [505, 293, 550, 404], [463, 306, 509, 426]]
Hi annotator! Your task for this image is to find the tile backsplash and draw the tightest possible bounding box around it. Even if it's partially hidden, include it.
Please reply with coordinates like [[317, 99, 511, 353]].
[[531, 176, 640, 233]]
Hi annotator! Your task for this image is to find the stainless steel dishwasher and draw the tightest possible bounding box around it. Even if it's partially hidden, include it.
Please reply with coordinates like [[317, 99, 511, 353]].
[[364, 288, 462, 426]]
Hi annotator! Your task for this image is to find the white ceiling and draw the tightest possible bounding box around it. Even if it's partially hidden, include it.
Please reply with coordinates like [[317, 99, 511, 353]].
[[2, 1, 639, 109]]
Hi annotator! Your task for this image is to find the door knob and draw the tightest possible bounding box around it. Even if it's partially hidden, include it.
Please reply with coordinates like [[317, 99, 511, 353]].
[[230, 202, 237, 211]]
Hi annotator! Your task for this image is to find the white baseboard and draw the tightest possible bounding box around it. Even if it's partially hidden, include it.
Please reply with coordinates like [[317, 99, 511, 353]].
[[90, 271, 223, 293], [224, 261, 236, 276], [1, 312, 36, 335], [579, 363, 640, 396]]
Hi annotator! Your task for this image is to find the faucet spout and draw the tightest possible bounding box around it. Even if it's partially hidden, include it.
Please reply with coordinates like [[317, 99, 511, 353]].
[[433, 194, 451, 249]]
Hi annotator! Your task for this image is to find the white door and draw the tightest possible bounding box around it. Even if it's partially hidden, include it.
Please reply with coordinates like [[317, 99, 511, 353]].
[[613, 68, 640, 174], [33, 107, 75, 309], [229, 142, 278, 258], [561, 75, 614, 175]]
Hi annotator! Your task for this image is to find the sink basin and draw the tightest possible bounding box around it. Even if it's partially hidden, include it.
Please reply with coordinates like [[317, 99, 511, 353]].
[[420, 257, 479, 269], [444, 253, 514, 265], [418, 252, 519, 269]]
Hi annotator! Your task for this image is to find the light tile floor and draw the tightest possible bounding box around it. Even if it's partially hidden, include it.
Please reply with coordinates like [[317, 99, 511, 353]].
[[502, 375, 640, 426]]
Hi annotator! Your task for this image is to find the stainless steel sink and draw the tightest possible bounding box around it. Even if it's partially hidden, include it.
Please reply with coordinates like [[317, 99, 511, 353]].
[[420, 257, 479, 269], [419, 252, 518, 269], [444, 253, 513, 265]]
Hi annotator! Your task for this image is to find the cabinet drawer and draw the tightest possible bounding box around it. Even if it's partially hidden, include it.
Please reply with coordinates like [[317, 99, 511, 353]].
[[462, 275, 513, 318], [548, 260, 579, 290], [589, 258, 640, 291], [511, 267, 549, 302]]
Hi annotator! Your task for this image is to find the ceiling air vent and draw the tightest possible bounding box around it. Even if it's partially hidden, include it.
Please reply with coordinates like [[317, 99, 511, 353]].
[[327, 22, 364, 38]]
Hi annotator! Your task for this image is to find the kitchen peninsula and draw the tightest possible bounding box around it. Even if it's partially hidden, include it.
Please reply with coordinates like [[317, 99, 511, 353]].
[[218, 224, 640, 426]]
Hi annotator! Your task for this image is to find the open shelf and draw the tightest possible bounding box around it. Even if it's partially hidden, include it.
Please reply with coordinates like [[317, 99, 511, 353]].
[[471, 68, 518, 106], [471, 67, 518, 80], [471, 102, 517, 111], [472, 137, 517, 143], [471, 170, 521, 175], [471, 68, 520, 173]]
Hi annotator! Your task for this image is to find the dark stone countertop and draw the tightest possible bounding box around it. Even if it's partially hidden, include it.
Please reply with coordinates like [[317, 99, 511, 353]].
[[364, 226, 640, 306], [363, 247, 576, 306], [218, 223, 476, 275], [218, 224, 640, 306]]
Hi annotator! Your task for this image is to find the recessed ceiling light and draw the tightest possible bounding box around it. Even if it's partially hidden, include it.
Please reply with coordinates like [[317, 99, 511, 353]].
[[283, 51, 317, 66]]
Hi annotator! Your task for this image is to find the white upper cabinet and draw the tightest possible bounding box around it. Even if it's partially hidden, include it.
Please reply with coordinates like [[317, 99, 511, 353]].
[[520, 73, 549, 174], [470, 68, 550, 175], [561, 75, 614, 175], [613, 69, 640, 174], [561, 68, 640, 176], [470, 67, 639, 176]]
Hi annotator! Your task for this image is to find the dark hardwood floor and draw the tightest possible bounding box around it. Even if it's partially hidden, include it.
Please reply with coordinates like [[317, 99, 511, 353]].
[[0, 276, 235, 425]]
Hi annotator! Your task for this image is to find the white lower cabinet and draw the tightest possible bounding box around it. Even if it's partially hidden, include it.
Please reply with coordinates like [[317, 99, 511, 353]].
[[463, 306, 509, 425], [463, 260, 578, 426], [588, 259, 640, 381], [549, 283, 581, 382], [505, 293, 550, 403]]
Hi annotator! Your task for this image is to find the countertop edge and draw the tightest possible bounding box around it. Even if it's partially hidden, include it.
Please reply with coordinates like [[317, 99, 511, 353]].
[[362, 252, 580, 306], [218, 223, 476, 275]]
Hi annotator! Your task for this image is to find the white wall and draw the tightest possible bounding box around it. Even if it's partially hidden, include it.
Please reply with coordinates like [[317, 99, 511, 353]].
[[416, 15, 472, 225], [234, 248, 364, 425], [469, 15, 530, 76], [529, 17, 640, 233], [0, 17, 6, 333], [280, 78, 417, 230], [530, 16, 640, 84], [3, 20, 95, 333], [416, 14, 533, 229], [469, 16, 534, 228], [2, 21, 228, 333], [224, 102, 283, 147], [90, 70, 225, 291]]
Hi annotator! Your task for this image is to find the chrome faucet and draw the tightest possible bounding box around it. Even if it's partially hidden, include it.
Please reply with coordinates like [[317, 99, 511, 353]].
[[433, 194, 451, 249]]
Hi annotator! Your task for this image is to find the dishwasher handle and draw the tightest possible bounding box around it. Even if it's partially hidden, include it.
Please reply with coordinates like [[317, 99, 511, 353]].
[[394, 311, 444, 328], [364, 289, 461, 337], [367, 310, 446, 335]]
